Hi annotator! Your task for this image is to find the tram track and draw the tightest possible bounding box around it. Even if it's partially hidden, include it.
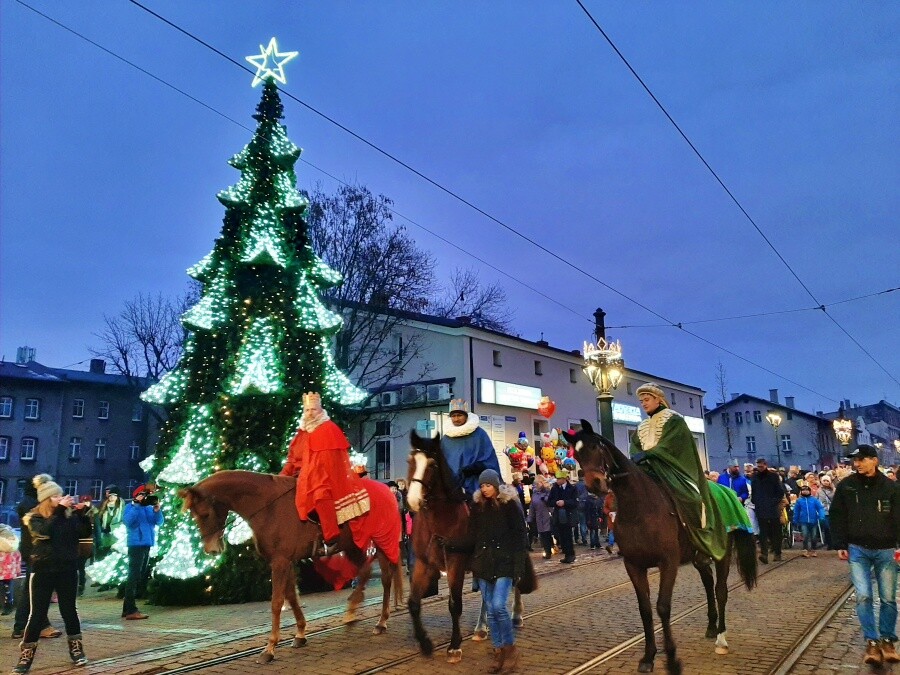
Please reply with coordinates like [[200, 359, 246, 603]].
[[80, 553, 619, 675]]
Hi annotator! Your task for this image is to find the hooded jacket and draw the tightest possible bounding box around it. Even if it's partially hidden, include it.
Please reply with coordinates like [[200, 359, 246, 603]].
[[830, 470, 900, 551], [470, 485, 526, 581], [23, 506, 92, 571], [791, 495, 825, 525]]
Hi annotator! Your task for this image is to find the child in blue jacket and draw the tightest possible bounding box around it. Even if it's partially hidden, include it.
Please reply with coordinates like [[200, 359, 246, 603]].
[[792, 484, 825, 557]]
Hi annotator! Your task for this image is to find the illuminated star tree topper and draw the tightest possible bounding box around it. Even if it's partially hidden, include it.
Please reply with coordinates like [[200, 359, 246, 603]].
[[245, 37, 298, 87]]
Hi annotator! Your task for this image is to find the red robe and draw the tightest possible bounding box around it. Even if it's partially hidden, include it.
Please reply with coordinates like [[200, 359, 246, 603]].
[[281, 420, 370, 539]]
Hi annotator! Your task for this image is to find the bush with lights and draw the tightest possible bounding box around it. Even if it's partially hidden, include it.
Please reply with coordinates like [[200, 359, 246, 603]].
[[141, 74, 366, 605]]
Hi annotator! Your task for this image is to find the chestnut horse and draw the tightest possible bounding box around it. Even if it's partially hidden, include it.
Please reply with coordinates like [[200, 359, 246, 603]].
[[180, 470, 402, 663], [406, 431, 535, 664], [564, 421, 757, 674]]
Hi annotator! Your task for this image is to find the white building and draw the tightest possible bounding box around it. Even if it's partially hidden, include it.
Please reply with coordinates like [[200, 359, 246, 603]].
[[347, 309, 709, 480]]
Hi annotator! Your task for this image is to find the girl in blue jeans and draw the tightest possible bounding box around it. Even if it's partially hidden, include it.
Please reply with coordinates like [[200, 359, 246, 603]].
[[470, 470, 526, 673]]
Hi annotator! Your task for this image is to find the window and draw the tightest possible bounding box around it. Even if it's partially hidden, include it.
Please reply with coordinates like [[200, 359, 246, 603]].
[[129, 442, 141, 461], [753, 410, 762, 423], [374, 420, 391, 437], [24, 399, 40, 420], [534, 360, 542, 376], [0, 436, 9, 461], [569, 368, 578, 384], [689, 397, 694, 409], [671, 393, 676, 406], [392, 334, 404, 362], [64, 480, 78, 497], [626, 381, 633, 395], [21, 438, 36, 461], [95, 438, 107, 461], [0, 480, 4, 504], [375, 439, 391, 480], [90, 479, 104, 501], [746, 436, 756, 454], [69, 437, 82, 461], [735, 411, 743, 424], [787, 410, 793, 421], [126, 480, 140, 499], [492, 350, 502, 367], [73, 399, 85, 419], [780, 435, 792, 452], [722, 412, 729, 425], [745, 411, 751, 424], [98, 401, 110, 420], [16, 479, 28, 502], [0, 397, 12, 418], [131, 403, 143, 422]]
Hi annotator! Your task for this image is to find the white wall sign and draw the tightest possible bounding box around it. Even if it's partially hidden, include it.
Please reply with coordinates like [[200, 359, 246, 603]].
[[491, 416, 506, 444], [478, 378, 542, 409], [612, 402, 643, 424], [684, 415, 706, 434]]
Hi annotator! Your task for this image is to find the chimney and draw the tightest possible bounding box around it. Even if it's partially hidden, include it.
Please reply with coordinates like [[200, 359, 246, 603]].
[[593, 308, 607, 342], [15, 346, 36, 364], [844, 399, 851, 410], [730, 393, 739, 400], [769, 389, 779, 404], [89, 359, 107, 374], [816, 411, 824, 417], [785, 396, 795, 409]]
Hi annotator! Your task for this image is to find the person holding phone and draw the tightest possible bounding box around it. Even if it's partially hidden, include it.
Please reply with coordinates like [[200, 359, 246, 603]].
[[11, 474, 91, 674]]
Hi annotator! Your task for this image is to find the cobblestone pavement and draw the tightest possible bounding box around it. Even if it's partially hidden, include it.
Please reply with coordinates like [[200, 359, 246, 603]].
[[2, 548, 890, 675]]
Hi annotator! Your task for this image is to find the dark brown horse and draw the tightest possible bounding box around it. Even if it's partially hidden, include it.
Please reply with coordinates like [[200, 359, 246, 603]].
[[563, 421, 756, 674], [406, 431, 534, 664], [180, 470, 402, 663]]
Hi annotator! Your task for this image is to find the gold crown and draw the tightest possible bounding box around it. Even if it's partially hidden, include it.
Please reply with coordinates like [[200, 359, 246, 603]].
[[449, 398, 469, 415], [302, 392, 322, 407]]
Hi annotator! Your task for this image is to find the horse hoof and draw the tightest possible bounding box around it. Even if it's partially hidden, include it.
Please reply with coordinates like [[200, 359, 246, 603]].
[[343, 613, 359, 625], [638, 662, 654, 673], [257, 651, 275, 664], [420, 639, 434, 656], [715, 646, 729, 655], [667, 660, 683, 675], [447, 649, 462, 664], [512, 618, 523, 629], [372, 625, 387, 635], [705, 627, 717, 639], [292, 637, 307, 648]]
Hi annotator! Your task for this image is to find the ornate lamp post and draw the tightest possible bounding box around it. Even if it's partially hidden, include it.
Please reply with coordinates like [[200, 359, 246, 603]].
[[765, 411, 783, 468], [583, 337, 624, 442], [832, 411, 854, 449]]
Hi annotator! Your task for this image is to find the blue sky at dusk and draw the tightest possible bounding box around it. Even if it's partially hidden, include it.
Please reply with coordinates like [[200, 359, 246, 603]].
[[1, 2, 897, 416]]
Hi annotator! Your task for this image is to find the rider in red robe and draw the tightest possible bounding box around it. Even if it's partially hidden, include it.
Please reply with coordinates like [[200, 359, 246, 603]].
[[281, 392, 370, 546]]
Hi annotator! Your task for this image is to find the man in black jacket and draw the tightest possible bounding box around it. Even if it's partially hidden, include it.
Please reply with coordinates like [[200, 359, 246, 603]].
[[547, 470, 578, 563], [830, 444, 900, 667], [11, 480, 57, 640], [750, 458, 786, 564]]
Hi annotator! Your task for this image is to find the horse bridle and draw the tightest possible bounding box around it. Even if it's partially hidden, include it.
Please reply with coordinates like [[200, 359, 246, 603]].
[[587, 436, 630, 484], [199, 483, 295, 542]]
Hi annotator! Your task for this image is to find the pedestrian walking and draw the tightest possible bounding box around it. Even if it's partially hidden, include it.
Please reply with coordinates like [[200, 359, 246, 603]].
[[0, 524, 20, 615], [11, 474, 92, 674], [830, 444, 900, 667], [791, 484, 825, 557], [470, 469, 525, 673], [750, 457, 787, 563], [547, 469, 578, 563], [527, 475, 555, 559]]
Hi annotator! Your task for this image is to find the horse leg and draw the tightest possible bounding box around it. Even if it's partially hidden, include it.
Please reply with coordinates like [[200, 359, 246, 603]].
[[512, 588, 524, 628], [258, 558, 288, 663], [345, 556, 372, 625], [445, 556, 465, 664], [656, 559, 683, 675], [408, 560, 437, 656], [372, 550, 392, 635], [714, 552, 731, 655], [624, 560, 657, 672], [693, 558, 717, 639], [283, 564, 307, 648]]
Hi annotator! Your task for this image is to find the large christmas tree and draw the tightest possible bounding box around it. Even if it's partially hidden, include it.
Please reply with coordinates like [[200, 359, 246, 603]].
[[141, 44, 366, 604]]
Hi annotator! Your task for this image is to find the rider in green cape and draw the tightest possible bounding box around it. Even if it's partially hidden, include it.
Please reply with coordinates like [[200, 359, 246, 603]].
[[629, 383, 752, 562]]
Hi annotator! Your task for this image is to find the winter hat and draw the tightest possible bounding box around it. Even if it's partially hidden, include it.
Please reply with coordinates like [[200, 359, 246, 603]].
[[107, 484, 120, 496], [133, 485, 148, 499], [727, 459, 739, 468], [478, 469, 500, 490], [555, 469, 569, 480], [635, 383, 668, 407], [33, 474, 63, 503]]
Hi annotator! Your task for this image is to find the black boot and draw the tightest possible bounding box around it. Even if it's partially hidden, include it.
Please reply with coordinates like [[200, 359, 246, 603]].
[[68, 634, 88, 666], [13, 641, 37, 674]]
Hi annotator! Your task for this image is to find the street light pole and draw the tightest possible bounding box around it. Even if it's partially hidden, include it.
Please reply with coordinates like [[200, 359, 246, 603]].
[[583, 308, 624, 443], [766, 411, 782, 468]]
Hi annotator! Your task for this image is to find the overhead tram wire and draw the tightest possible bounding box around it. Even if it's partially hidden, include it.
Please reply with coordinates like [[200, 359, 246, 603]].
[[16, 0, 841, 403], [574, 0, 899, 388], [11, 0, 594, 330]]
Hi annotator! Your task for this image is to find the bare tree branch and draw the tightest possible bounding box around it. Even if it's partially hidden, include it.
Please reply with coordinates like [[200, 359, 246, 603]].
[[714, 360, 735, 454], [429, 267, 513, 332]]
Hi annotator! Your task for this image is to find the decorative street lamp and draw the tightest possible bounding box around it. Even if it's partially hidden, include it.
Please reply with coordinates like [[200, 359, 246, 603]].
[[583, 337, 624, 443], [832, 412, 854, 448], [765, 411, 783, 468]]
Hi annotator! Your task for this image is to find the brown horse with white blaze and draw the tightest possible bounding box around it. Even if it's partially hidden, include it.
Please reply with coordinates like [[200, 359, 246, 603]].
[[180, 470, 403, 663]]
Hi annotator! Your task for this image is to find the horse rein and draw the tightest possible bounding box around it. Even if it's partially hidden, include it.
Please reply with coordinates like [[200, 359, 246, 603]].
[[206, 483, 295, 541]]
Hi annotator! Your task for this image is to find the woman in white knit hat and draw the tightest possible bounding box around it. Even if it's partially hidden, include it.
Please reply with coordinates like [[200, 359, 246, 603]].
[[12, 474, 93, 674]]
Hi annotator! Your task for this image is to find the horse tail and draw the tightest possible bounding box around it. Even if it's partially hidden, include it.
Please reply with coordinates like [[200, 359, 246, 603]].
[[732, 529, 758, 590], [516, 552, 538, 594], [392, 560, 404, 607]]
